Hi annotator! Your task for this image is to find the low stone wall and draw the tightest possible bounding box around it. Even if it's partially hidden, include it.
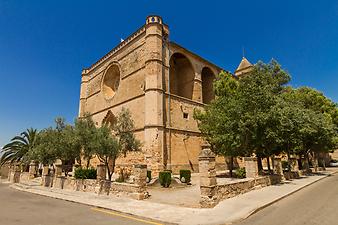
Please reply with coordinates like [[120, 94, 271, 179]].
[[283, 171, 300, 180], [0, 165, 9, 178], [53, 177, 148, 200], [19, 172, 31, 183], [211, 175, 281, 206]]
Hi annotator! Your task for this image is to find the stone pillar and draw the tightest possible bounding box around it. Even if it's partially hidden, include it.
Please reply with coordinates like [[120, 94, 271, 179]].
[[79, 70, 89, 117], [199, 143, 217, 208], [133, 164, 147, 200], [72, 163, 80, 176], [97, 164, 106, 181], [10, 164, 21, 183], [54, 164, 62, 177], [273, 158, 285, 180], [301, 158, 310, 174], [41, 165, 51, 187], [29, 162, 37, 179], [289, 158, 299, 171], [244, 157, 259, 178], [53, 164, 63, 189], [144, 15, 167, 174]]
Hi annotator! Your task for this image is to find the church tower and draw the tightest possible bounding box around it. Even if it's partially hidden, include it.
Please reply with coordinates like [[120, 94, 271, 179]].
[[235, 57, 253, 76]]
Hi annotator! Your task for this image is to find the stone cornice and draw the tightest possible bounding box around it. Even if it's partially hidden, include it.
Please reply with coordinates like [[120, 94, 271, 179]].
[[85, 25, 146, 73], [170, 42, 226, 73]]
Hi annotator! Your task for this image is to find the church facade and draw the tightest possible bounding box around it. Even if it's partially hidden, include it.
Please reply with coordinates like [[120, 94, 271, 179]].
[[79, 15, 250, 173]]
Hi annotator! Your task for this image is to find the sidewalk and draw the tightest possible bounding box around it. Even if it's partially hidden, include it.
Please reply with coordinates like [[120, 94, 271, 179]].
[[9, 168, 338, 225]]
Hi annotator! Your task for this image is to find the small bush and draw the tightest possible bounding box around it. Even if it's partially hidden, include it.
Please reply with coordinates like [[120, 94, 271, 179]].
[[159, 171, 171, 188], [74, 168, 97, 179], [179, 170, 191, 183], [147, 170, 151, 183], [235, 168, 246, 179]]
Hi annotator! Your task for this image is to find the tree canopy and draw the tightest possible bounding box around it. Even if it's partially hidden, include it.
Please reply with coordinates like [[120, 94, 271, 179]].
[[195, 60, 338, 174]]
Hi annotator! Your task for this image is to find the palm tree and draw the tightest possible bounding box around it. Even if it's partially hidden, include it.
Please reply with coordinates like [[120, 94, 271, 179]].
[[0, 128, 38, 166]]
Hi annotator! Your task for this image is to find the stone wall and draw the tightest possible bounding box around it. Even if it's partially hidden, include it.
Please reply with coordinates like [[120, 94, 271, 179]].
[[212, 175, 281, 204], [0, 165, 9, 179], [54, 178, 147, 200]]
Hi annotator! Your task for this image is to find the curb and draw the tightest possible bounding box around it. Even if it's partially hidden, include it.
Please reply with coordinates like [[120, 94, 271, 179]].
[[8, 170, 338, 225], [237, 170, 338, 223], [10, 184, 170, 225]]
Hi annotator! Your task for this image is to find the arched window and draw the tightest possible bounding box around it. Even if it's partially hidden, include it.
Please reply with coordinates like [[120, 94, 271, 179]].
[[201, 67, 215, 104], [169, 53, 195, 99], [102, 64, 120, 99], [102, 110, 116, 129]]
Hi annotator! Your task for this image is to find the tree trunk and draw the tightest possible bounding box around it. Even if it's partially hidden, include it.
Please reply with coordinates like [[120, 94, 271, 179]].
[[86, 158, 90, 169], [257, 156, 263, 173], [267, 157, 271, 174], [297, 154, 303, 170], [313, 152, 318, 172], [229, 156, 234, 178], [287, 151, 291, 172]]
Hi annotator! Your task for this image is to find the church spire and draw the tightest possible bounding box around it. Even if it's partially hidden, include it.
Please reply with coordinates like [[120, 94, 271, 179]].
[[235, 56, 253, 76]]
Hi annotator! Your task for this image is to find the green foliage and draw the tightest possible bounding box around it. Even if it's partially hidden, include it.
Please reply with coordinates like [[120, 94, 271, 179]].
[[0, 128, 39, 166], [235, 168, 246, 179], [194, 59, 338, 166], [29, 118, 81, 166], [159, 171, 171, 188], [113, 108, 141, 156], [74, 114, 98, 167], [179, 170, 191, 183], [147, 170, 152, 182], [95, 108, 141, 181], [74, 167, 97, 179]]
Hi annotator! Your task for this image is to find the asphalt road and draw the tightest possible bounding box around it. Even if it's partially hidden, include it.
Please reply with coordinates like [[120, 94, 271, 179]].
[[236, 173, 338, 225], [0, 183, 162, 225]]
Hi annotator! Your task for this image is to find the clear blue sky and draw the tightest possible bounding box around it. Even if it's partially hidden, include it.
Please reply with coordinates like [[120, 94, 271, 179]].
[[0, 0, 337, 146]]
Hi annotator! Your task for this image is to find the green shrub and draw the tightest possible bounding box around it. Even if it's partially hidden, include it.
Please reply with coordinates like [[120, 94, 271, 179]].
[[159, 171, 171, 188], [147, 170, 151, 182], [74, 168, 97, 179], [235, 167, 246, 179], [179, 170, 191, 183]]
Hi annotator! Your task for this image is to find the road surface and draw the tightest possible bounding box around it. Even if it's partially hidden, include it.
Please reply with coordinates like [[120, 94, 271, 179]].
[[0, 183, 162, 225], [236, 173, 338, 225]]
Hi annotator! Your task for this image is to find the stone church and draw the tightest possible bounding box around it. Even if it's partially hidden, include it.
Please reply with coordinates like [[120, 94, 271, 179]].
[[79, 15, 252, 173]]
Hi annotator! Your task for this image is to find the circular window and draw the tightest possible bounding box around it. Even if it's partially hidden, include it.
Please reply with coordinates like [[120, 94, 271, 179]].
[[102, 64, 120, 99]]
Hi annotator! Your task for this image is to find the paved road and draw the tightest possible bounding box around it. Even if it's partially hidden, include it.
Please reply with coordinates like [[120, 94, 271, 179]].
[[236, 173, 338, 225], [0, 183, 162, 225]]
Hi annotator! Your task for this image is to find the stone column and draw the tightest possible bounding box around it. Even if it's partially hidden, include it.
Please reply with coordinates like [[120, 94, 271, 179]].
[[29, 162, 37, 179], [53, 164, 63, 189], [41, 165, 50, 187], [72, 163, 80, 177], [144, 15, 166, 174], [11, 164, 21, 183], [244, 157, 259, 178], [199, 143, 217, 208], [273, 157, 285, 180], [289, 158, 299, 171], [133, 164, 147, 200], [97, 164, 106, 181], [54, 164, 62, 177], [301, 158, 310, 174]]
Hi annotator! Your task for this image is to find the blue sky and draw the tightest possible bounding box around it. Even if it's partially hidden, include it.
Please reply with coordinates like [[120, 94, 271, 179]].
[[0, 0, 337, 146]]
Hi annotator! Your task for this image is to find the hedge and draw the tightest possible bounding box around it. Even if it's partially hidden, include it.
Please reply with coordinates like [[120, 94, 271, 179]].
[[74, 168, 97, 179], [179, 170, 191, 183], [159, 171, 171, 187]]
